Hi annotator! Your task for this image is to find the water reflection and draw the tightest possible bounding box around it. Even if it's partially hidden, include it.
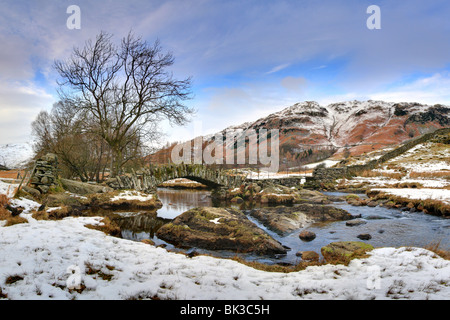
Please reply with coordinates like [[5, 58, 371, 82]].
[[156, 187, 213, 219], [114, 212, 171, 238]]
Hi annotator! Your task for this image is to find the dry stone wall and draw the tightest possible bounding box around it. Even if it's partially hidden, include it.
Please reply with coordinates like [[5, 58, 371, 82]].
[[29, 153, 59, 194]]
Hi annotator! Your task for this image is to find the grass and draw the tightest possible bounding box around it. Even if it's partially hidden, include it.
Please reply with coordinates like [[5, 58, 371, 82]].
[[5, 274, 24, 285], [3, 216, 28, 226], [409, 170, 450, 180], [360, 170, 406, 180], [84, 217, 121, 237], [0, 193, 28, 226], [423, 241, 450, 260], [371, 192, 450, 217], [84, 262, 115, 281], [31, 205, 82, 220]]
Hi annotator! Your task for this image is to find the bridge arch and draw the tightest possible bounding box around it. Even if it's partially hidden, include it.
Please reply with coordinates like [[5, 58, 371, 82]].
[[106, 164, 245, 192]]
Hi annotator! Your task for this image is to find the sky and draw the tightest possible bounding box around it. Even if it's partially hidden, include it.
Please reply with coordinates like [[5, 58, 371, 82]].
[[1, 0, 450, 145]]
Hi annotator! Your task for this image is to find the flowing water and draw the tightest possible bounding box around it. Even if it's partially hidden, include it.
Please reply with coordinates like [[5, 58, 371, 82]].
[[113, 188, 450, 265]]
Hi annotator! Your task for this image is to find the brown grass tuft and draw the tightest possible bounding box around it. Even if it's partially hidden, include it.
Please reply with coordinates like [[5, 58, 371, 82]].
[[360, 170, 406, 180], [85, 217, 121, 237], [4, 216, 28, 226], [424, 241, 450, 260], [409, 171, 450, 180]]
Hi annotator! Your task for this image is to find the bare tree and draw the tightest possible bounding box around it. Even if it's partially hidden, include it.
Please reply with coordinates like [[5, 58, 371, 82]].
[[32, 102, 108, 182], [54, 31, 193, 176]]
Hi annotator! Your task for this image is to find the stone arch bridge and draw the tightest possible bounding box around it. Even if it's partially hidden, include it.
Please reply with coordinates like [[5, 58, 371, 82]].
[[106, 164, 246, 192]]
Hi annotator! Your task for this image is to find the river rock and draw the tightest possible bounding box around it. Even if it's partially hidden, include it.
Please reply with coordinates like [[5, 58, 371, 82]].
[[297, 251, 320, 261], [45, 193, 86, 207], [346, 219, 367, 227], [295, 189, 333, 204], [357, 233, 372, 240], [21, 186, 41, 198], [299, 230, 316, 242], [321, 241, 374, 262], [248, 203, 353, 235], [155, 207, 287, 256]]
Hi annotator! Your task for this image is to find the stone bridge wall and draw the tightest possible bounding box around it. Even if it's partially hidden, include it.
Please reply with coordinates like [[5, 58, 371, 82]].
[[106, 164, 246, 192]]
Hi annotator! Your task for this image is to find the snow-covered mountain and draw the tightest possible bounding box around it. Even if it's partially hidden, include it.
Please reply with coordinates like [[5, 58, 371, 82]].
[[149, 100, 450, 164], [0, 143, 34, 169]]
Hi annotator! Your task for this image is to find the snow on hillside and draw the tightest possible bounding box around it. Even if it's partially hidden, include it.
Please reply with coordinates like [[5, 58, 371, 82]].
[[230, 100, 445, 148], [0, 143, 34, 169]]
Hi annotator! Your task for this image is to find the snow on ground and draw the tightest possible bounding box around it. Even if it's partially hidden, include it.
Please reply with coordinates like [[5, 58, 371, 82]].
[[0, 143, 33, 169], [372, 188, 450, 205], [0, 181, 17, 198], [345, 176, 450, 188], [1, 213, 449, 300], [399, 162, 450, 173], [385, 141, 449, 172], [303, 159, 340, 169]]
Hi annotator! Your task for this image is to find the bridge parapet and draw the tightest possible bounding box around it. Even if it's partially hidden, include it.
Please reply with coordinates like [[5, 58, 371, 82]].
[[106, 164, 246, 192]]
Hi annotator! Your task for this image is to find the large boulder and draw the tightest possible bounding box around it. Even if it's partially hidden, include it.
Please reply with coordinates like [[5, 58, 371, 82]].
[[321, 241, 374, 263], [60, 178, 114, 195], [156, 207, 287, 256], [247, 204, 353, 235]]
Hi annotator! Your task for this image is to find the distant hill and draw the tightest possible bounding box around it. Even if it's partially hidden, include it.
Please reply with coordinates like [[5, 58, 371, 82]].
[[148, 100, 450, 168], [0, 143, 34, 169]]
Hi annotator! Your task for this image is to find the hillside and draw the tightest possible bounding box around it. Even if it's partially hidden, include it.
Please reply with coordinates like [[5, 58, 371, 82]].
[[149, 100, 450, 166], [339, 131, 450, 190], [0, 143, 33, 169]]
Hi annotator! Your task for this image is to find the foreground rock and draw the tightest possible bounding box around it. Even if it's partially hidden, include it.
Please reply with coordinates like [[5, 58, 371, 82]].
[[156, 207, 287, 255], [87, 190, 162, 210], [247, 203, 353, 235], [321, 241, 374, 263], [60, 178, 113, 195]]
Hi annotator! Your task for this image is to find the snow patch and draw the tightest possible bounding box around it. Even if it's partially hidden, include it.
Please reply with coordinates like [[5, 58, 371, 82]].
[[110, 190, 153, 202]]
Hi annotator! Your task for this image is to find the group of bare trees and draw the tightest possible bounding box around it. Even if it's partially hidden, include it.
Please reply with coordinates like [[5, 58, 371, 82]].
[[32, 31, 193, 182]]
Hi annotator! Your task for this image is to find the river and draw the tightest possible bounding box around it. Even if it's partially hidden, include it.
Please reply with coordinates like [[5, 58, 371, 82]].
[[114, 188, 450, 265]]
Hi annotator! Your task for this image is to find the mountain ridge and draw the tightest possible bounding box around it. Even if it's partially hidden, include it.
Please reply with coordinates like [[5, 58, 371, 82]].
[[149, 100, 450, 166]]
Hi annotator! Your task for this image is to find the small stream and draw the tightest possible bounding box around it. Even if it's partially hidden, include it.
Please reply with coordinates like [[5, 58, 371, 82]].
[[114, 188, 450, 265]]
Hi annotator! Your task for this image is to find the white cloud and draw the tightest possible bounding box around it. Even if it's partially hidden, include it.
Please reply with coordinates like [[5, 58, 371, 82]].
[[266, 64, 290, 74], [369, 72, 450, 105], [0, 81, 56, 144]]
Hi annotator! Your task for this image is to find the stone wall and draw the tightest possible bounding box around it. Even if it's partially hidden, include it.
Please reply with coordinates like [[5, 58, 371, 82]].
[[247, 177, 306, 188], [106, 164, 246, 192], [29, 153, 59, 194]]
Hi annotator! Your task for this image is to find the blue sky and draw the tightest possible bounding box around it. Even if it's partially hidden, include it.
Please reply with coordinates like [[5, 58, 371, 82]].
[[1, 0, 450, 144]]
